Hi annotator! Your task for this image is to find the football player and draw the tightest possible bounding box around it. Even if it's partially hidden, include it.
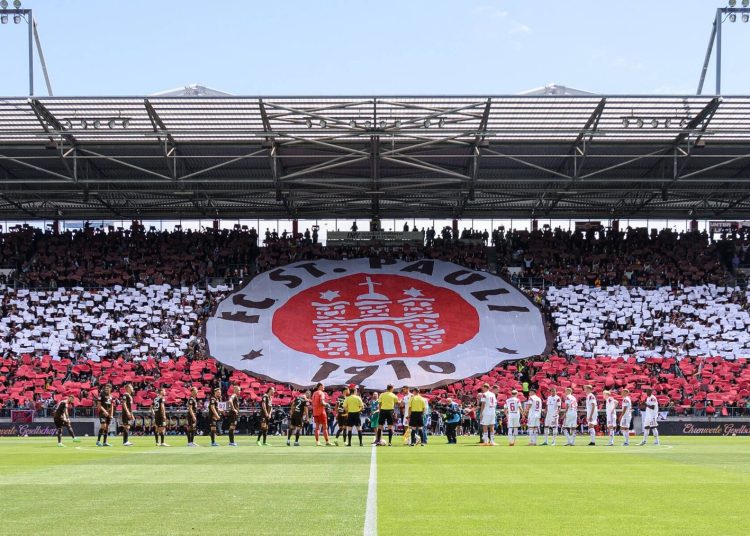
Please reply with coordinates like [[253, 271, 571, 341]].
[[53, 395, 79, 446], [96, 384, 114, 447]]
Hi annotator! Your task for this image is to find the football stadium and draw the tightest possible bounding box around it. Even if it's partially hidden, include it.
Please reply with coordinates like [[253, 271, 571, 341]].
[[1, 2, 750, 535]]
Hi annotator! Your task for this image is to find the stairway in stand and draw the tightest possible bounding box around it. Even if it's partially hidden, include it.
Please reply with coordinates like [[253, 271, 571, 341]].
[[486, 246, 498, 274]]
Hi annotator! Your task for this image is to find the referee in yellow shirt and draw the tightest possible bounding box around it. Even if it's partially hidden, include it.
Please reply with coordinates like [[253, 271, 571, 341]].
[[343, 388, 364, 447], [375, 384, 399, 446], [408, 388, 428, 447]]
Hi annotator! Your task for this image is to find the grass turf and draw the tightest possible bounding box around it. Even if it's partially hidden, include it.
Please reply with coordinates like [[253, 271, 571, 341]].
[[1, 435, 749, 535]]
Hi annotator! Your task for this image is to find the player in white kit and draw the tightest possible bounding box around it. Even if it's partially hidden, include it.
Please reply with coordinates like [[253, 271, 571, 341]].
[[478, 383, 497, 446], [541, 387, 561, 446], [504, 389, 522, 446], [603, 390, 618, 446], [584, 385, 598, 446], [562, 387, 577, 446], [619, 389, 633, 446], [525, 389, 542, 446], [639, 388, 660, 446]]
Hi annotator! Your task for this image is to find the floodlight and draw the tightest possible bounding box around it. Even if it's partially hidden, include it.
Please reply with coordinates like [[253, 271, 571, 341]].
[[424, 118, 432, 128], [729, 13, 737, 22], [13, 0, 21, 7], [651, 119, 659, 128], [349, 120, 356, 128], [743, 0, 749, 6], [305, 118, 312, 128], [122, 118, 130, 128], [438, 118, 445, 128], [664, 118, 671, 128], [13, 14, 20, 23], [93, 120, 101, 129], [108, 119, 116, 129], [0, 1, 8, 9], [394, 120, 401, 128], [364, 120, 372, 128], [622, 118, 629, 127], [80, 120, 88, 129], [635, 118, 644, 128], [0, 15, 7, 24], [319, 119, 326, 128], [743, 13, 750, 22], [728, 0, 736, 7], [379, 120, 386, 129]]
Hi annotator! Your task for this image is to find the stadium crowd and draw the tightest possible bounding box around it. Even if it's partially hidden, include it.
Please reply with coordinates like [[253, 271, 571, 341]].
[[1, 223, 750, 425], [1, 224, 260, 288], [495, 225, 750, 287], [0, 285, 218, 360], [547, 285, 750, 358], [255, 237, 487, 273], [4, 222, 748, 290]]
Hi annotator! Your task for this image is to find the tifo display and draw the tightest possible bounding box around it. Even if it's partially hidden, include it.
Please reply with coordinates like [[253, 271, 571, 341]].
[[0, 223, 749, 447]]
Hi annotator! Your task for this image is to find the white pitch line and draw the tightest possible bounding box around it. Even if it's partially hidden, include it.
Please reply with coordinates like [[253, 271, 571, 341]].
[[363, 444, 378, 536]]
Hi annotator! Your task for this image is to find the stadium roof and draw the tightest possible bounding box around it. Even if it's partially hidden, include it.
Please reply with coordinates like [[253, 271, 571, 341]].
[[517, 84, 595, 96], [1, 94, 749, 220], [150, 84, 234, 97]]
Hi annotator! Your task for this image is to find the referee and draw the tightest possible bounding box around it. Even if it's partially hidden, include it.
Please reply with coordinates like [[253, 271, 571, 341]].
[[375, 384, 399, 446], [343, 388, 364, 447], [408, 388, 428, 447]]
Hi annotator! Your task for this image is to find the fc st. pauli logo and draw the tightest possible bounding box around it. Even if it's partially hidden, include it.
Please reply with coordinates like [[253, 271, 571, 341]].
[[206, 259, 548, 389]]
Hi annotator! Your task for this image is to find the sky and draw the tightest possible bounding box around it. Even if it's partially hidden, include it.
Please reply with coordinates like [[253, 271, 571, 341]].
[[0, 0, 748, 96]]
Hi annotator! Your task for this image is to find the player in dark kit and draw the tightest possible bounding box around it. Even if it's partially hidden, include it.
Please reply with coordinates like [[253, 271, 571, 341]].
[[152, 387, 169, 447], [186, 387, 199, 447], [287, 390, 310, 446], [333, 387, 350, 446], [227, 385, 240, 447], [120, 383, 134, 446], [209, 387, 222, 447], [96, 384, 113, 447], [53, 395, 79, 446], [256, 387, 274, 446]]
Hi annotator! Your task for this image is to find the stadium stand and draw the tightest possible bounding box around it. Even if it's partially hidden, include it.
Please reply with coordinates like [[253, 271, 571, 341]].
[[0, 285, 219, 359], [1, 225, 259, 288], [495, 226, 749, 287], [548, 285, 750, 358], [1, 225, 749, 419]]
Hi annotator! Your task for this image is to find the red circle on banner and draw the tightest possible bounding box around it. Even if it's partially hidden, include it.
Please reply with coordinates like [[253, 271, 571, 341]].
[[272, 273, 479, 362]]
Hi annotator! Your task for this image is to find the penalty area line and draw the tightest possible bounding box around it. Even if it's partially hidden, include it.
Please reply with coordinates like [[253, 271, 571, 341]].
[[364, 444, 377, 536]]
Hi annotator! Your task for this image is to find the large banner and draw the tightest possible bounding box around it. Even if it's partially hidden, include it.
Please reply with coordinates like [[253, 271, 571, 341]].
[[326, 231, 424, 245], [10, 410, 34, 424], [574, 221, 602, 232], [658, 420, 750, 436], [206, 259, 550, 389], [709, 221, 740, 234], [0, 421, 95, 437]]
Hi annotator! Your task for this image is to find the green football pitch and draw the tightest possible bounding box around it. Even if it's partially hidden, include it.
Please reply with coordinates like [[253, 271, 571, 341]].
[[1, 435, 749, 536]]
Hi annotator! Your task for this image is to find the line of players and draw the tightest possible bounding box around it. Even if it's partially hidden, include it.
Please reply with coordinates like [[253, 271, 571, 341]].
[[52, 381, 661, 448], [476, 383, 661, 447], [54, 381, 425, 448], [54, 381, 343, 448], [53, 383, 238, 448]]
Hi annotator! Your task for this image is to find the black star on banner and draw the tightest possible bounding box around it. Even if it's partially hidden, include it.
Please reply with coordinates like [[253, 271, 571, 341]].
[[496, 347, 518, 355], [242, 349, 263, 360]]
